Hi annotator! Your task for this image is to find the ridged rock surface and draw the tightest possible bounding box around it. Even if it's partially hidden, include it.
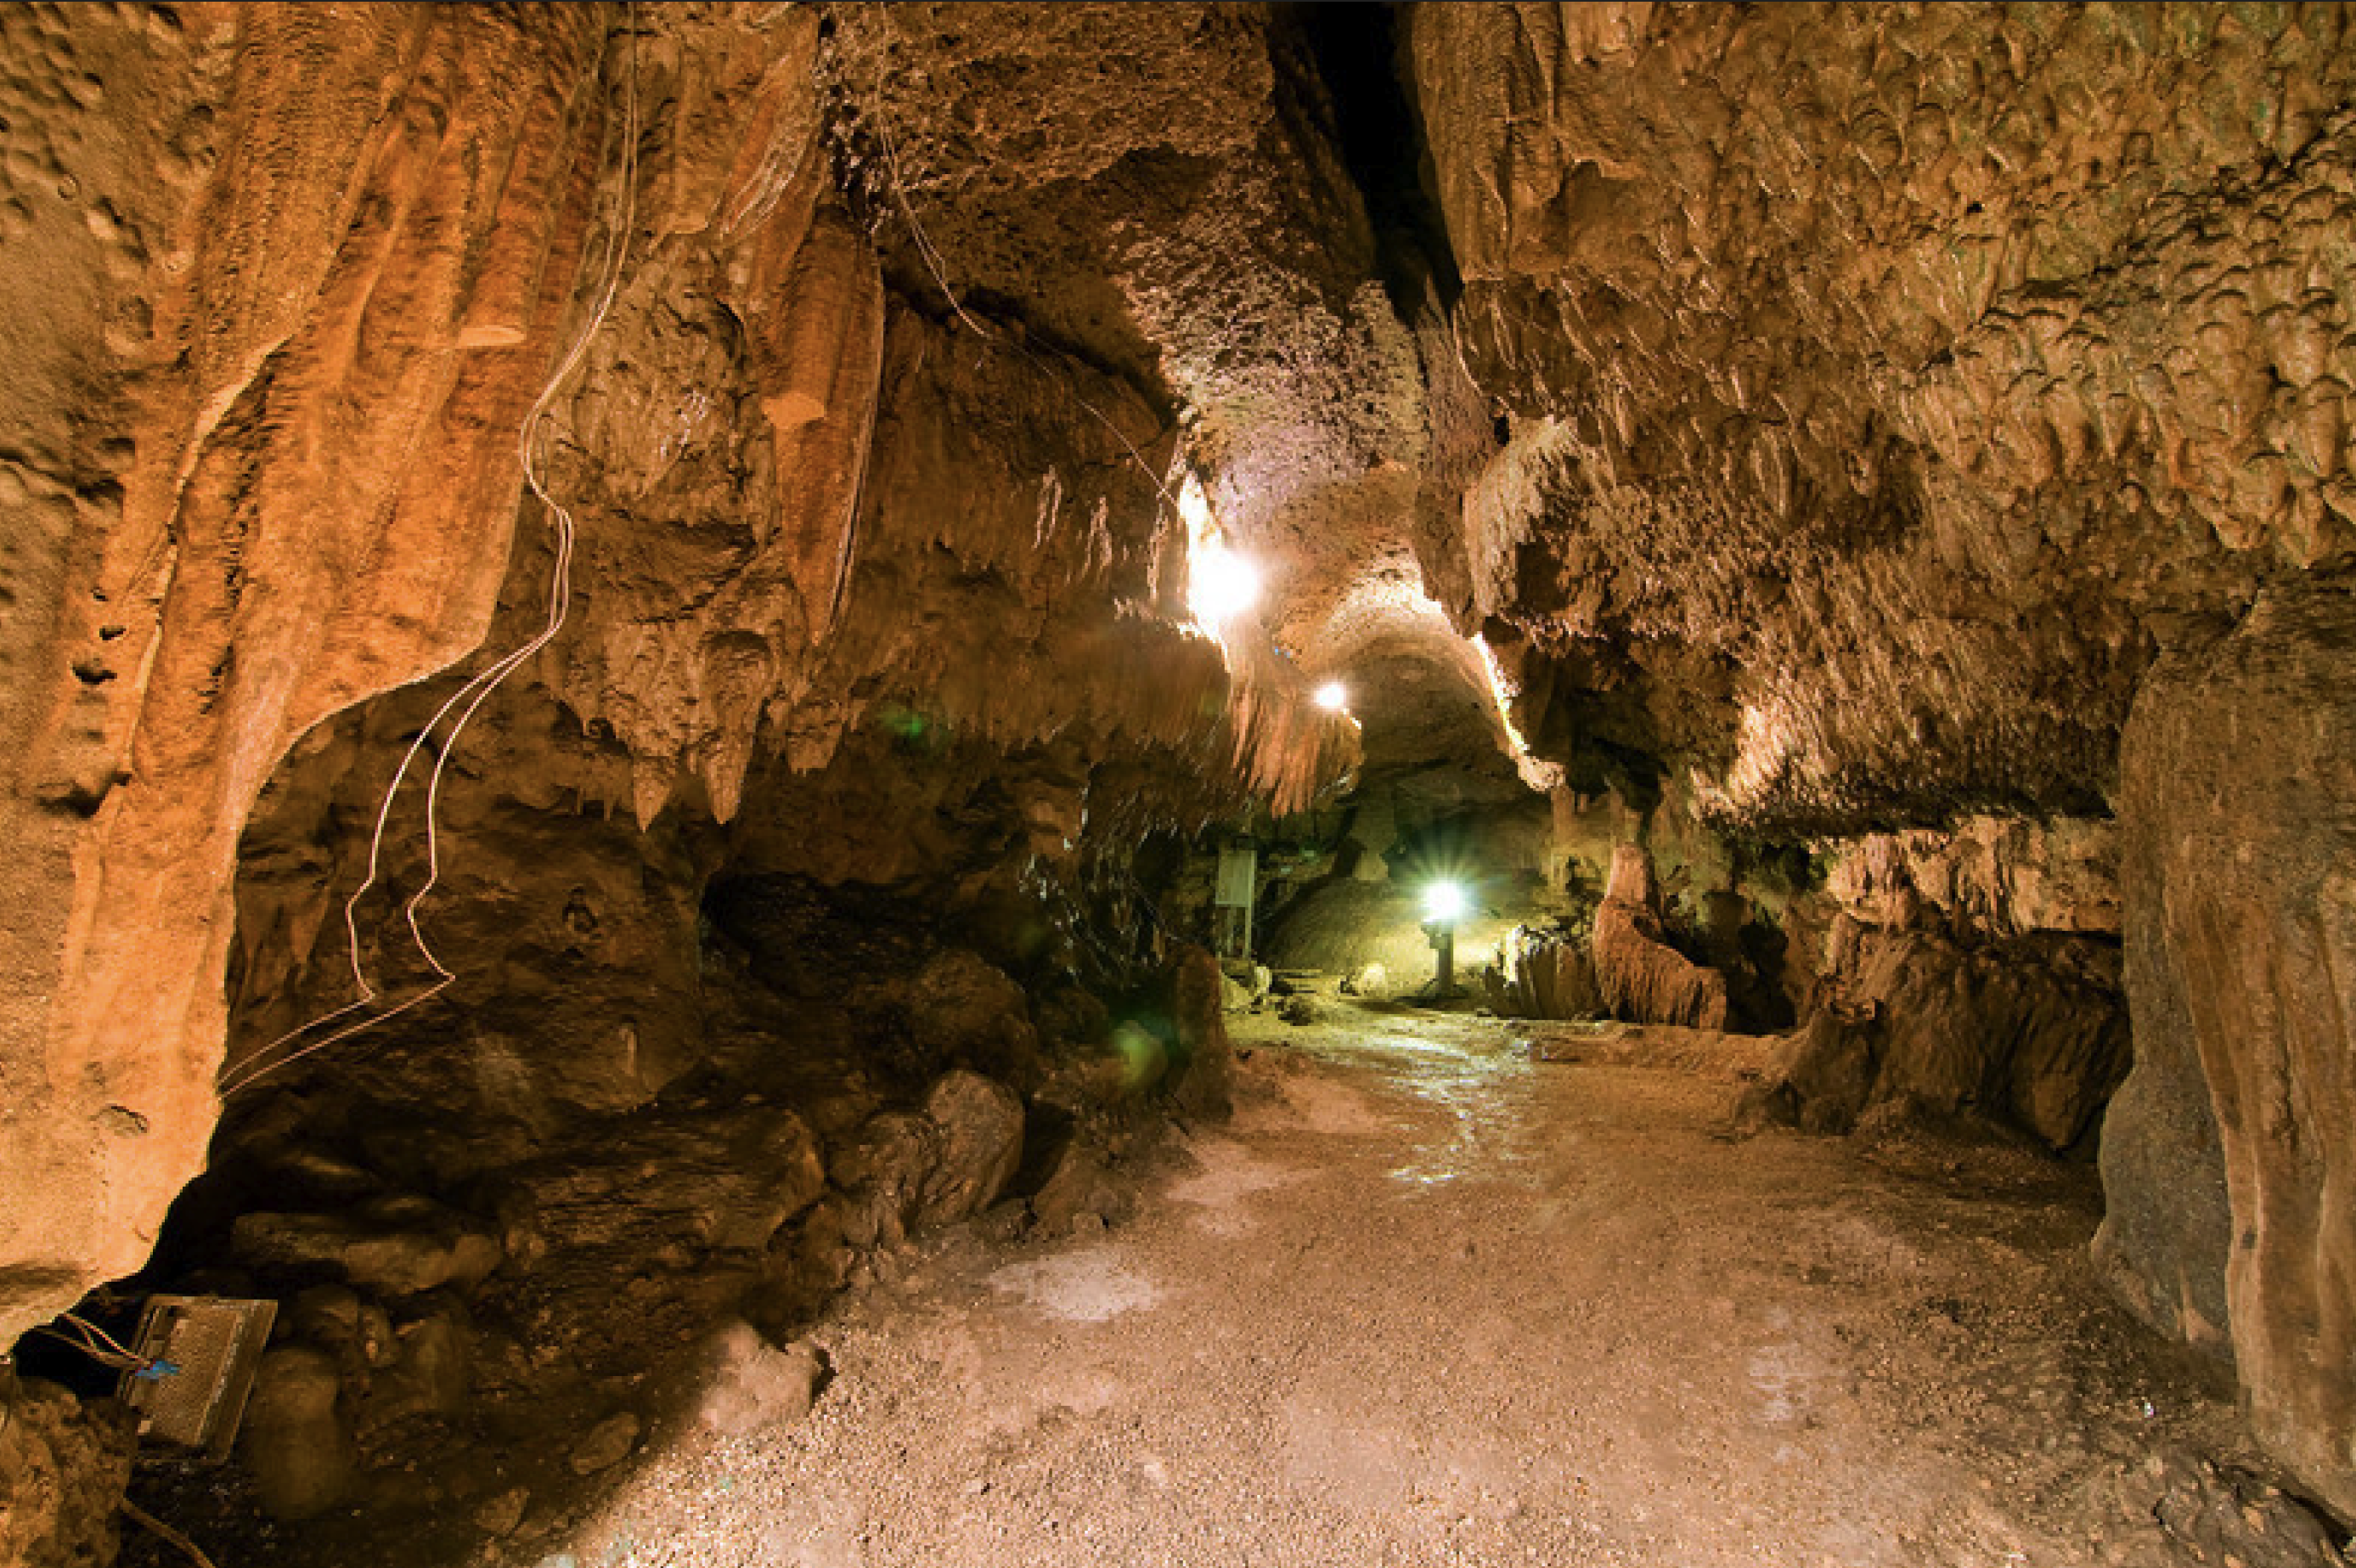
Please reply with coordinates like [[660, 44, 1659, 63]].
[[0, 1, 1363, 1349], [0, 3, 607, 1345], [2105, 578, 2356, 1517], [1411, 3, 2356, 829], [1591, 846, 1728, 1030]]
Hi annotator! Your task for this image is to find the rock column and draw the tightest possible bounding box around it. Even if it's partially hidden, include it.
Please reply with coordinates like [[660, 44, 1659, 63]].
[[2105, 580, 2356, 1517]]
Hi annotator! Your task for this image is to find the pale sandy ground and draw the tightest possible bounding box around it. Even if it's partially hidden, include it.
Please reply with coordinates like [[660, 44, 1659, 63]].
[[520, 1007, 2337, 1568]]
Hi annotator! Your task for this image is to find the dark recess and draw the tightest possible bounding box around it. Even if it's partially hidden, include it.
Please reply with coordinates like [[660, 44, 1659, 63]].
[[1282, 1, 1462, 319]]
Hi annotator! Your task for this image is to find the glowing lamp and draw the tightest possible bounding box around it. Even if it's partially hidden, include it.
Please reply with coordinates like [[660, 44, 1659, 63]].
[[1423, 880, 1468, 925], [1313, 680, 1349, 713], [1189, 541, 1261, 625]]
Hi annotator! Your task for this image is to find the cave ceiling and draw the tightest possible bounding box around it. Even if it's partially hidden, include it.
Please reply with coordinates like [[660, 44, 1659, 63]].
[[814, 0, 2356, 833], [4, 0, 2356, 1527]]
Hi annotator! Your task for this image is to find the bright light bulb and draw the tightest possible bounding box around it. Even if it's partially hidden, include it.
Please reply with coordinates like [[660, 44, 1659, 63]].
[[1423, 880, 1467, 923], [1313, 680, 1349, 713], [1189, 540, 1260, 624]]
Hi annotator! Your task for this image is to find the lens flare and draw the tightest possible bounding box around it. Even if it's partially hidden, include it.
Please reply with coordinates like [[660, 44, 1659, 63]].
[[1423, 880, 1468, 924], [1190, 542, 1261, 624]]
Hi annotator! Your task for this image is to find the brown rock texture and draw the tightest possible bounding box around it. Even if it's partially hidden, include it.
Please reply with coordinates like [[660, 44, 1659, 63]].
[[1746, 830, 2133, 1151], [1409, 3, 2356, 830], [2105, 578, 2356, 1517], [1502, 922, 1601, 1020], [1169, 945, 1237, 1122], [1750, 915, 2130, 1153], [0, 1375, 134, 1566], [0, 3, 606, 1346], [4, 0, 1361, 1353], [1591, 845, 1729, 1030]]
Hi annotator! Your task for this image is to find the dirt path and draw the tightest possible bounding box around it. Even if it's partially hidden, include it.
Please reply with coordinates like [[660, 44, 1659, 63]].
[[522, 1007, 2341, 1568]]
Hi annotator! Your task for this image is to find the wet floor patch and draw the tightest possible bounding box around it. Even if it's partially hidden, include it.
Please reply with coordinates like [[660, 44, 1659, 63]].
[[984, 1247, 1161, 1323]]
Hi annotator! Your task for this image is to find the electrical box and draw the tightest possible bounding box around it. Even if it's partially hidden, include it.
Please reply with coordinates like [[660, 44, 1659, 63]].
[[119, 1294, 279, 1461]]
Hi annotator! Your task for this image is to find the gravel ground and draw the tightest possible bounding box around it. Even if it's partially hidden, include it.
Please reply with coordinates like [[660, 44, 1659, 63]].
[[504, 1006, 2349, 1568]]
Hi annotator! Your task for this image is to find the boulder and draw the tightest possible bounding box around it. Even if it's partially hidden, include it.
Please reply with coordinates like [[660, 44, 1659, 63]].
[[829, 1111, 941, 1249], [498, 1105, 826, 1266], [1029, 1143, 1133, 1236], [906, 949, 1040, 1083], [287, 1283, 368, 1354], [473, 1487, 529, 1537], [232, 1203, 502, 1298], [916, 1070, 1024, 1228], [568, 1411, 640, 1475], [754, 1200, 855, 1335], [695, 1320, 826, 1436], [357, 1311, 471, 1434], [2100, 581, 2356, 1516], [240, 1346, 356, 1520]]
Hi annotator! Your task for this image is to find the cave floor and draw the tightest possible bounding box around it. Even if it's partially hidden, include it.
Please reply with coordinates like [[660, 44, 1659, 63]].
[[116, 1004, 2339, 1568], [499, 1005, 2312, 1568]]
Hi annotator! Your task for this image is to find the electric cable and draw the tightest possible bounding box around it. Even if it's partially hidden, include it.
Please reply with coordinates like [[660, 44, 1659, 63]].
[[220, 3, 642, 1099], [26, 1311, 158, 1375], [120, 1498, 220, 1568]]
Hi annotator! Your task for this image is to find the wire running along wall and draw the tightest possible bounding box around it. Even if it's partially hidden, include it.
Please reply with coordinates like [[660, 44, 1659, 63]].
[[218, 8, 644, 1100]]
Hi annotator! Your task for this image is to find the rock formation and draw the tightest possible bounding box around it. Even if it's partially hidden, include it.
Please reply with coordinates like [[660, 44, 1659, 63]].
[[1, 1, 610, 1350], [2104, 578, 2356, 1516], [2, 0, 2354, 1539], [1590, 844, 1730, 1030]]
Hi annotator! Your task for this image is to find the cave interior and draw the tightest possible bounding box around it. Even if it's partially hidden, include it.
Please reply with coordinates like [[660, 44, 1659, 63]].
[[3, 3, 2356, 1565]]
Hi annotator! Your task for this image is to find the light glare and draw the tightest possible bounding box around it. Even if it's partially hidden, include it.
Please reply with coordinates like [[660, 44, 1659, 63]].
[[1190, 541, 1260, 624], [1423, 880, 1467, 924], [1314, 680, 1349, 713]]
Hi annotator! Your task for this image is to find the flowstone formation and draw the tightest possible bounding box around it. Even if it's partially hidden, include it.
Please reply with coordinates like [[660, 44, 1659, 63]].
[[0, 1, 612, 1351]]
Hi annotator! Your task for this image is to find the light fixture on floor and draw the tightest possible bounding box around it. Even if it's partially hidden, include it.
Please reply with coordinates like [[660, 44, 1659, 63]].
[[1423, 879, 1466, 997]]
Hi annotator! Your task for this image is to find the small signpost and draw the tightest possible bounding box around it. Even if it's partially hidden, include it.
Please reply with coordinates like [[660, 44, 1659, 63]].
[[1213, 844, 1258, 962]]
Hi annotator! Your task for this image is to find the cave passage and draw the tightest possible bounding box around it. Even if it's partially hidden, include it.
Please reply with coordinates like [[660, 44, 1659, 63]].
[[504, 1008, 2280, 1568], [7, 3, 2356, 1566]]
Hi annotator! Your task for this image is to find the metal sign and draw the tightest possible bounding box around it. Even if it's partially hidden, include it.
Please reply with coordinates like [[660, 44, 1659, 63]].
[[1214, 847, 1257, 908]]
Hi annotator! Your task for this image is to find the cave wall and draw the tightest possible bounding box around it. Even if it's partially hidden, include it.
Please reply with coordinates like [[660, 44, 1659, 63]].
[[1405, 3, 2356, 1508], [1411, 2, 2356, 831], [0, 3, 609, 1346], [210, 0, 1366, 1203], [2, 0, 1364, 1356], [2105, 578, 2356, 1518]]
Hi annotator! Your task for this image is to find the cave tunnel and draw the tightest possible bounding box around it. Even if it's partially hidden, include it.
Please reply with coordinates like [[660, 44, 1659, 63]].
[[3, 3, 2356, 1565]]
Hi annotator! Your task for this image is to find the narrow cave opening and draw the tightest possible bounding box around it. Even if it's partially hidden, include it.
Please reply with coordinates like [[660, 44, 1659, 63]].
[[1277, 0, 1463, 319]]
